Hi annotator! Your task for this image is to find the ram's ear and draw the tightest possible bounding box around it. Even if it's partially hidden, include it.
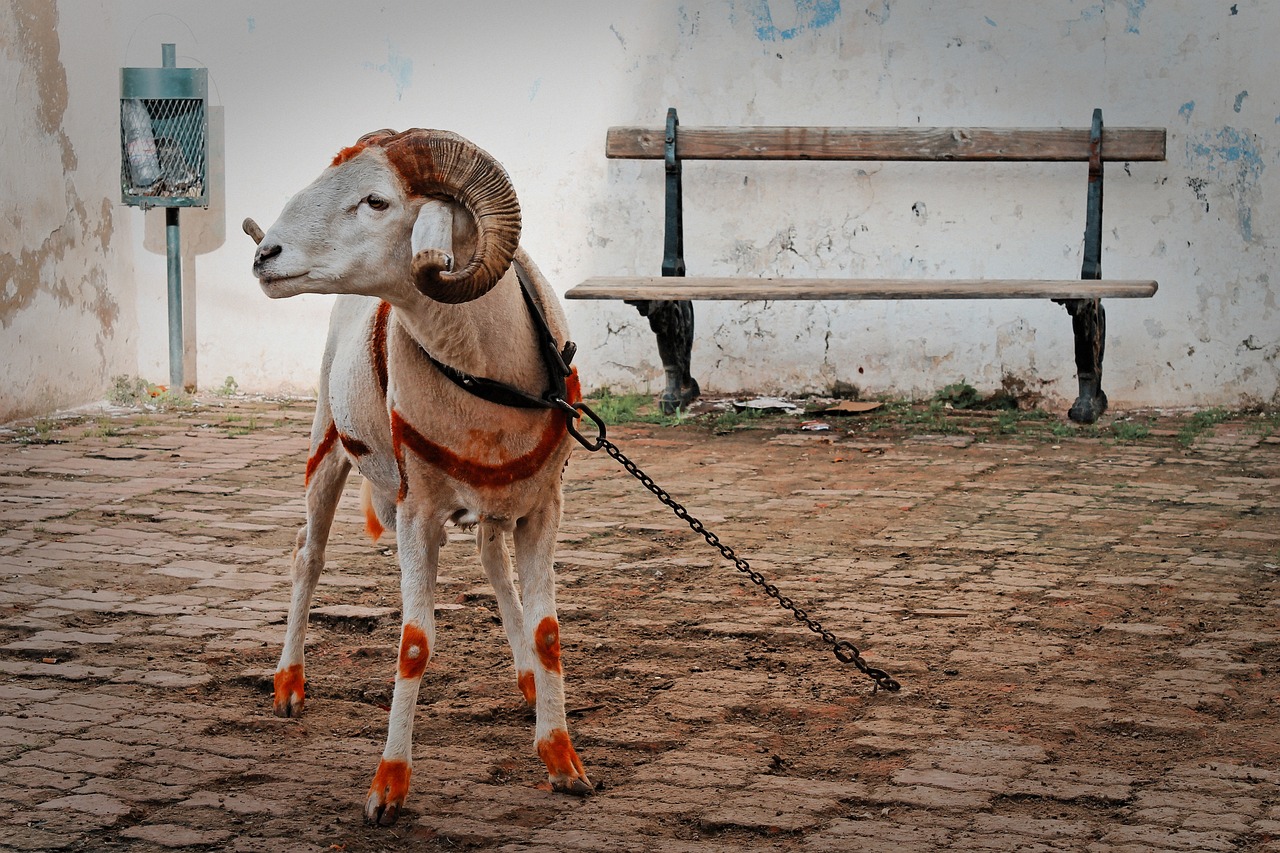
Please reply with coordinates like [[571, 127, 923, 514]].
[[410, 200, 455, 288], [411, 200, 454, 258]]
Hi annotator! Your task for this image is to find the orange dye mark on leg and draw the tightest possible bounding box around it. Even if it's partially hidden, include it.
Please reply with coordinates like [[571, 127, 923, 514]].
[[366, 757, 411, 820], [534, 616, 562, 674], [273, 663, 305, 715], [397, 623, 430, 680], [305, 422, 339, 486], [537, 728, 587, 784], [517, 670, 537, 707]]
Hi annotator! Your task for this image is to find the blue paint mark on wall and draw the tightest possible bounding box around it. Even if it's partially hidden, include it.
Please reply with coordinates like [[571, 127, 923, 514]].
[[1121, 0, 1146, 34], [1234, 91, 1248, 113], [984, 16, 997, 27], [1187, 127, 1265, 242], [362, 41, 413, 101], [1178, 101, 1195, 122], [247, 17, 255, 33], [752, 0, 842, 42], [529, 78, 542, 102]]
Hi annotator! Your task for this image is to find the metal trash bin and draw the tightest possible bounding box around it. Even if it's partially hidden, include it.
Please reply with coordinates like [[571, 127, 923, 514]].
[[119, 43, 209, 392], [120, 45, 208, 209]]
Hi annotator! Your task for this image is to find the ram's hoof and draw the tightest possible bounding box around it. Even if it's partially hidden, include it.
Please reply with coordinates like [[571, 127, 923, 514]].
[[272, 664, 305, 717], [365, 759, 411, 826], [552, 776, 595, 797]]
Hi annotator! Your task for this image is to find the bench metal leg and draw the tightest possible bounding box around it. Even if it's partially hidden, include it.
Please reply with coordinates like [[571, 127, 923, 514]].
[[1065, 297, 1107, 424], [629, 299, 699, 414], [1066, 110, 1108, 425]]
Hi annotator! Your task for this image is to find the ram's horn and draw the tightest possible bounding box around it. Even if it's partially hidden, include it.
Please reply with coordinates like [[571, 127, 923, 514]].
[[376, 129, 521, 304]]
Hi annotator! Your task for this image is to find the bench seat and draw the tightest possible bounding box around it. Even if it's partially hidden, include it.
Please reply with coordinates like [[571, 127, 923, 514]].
[[567, 277, 1158, 302]]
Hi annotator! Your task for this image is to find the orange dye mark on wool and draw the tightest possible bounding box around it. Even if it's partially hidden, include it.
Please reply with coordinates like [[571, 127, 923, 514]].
[[370, 300, 391, 396], [331, 142, 369, 167], [537, 729, 586, 780], [367, 757, 411, 804], [273, 663, 305, 706], [391, 408, 568, 491], [564, 366, 582, 406], [534, 616, 562, 674], [397, 623, 430, 680], [339, 433, 370, 457], [517, 670, 537, 707], [305, 422, 340, 486]]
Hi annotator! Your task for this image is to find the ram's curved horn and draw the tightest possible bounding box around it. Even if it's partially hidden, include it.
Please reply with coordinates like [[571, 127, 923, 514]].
[[376, 129, 521, 304]]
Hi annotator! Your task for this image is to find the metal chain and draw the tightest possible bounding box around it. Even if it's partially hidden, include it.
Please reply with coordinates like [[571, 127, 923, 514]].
[[572, 411, 900, 694]]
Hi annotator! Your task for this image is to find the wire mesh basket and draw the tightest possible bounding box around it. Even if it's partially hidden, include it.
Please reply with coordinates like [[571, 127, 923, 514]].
[[120, 64, 208, 208]]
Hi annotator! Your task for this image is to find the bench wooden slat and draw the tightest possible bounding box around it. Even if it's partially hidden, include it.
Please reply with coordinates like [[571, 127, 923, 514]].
[[566, 277, 1158, 301], [606, 126, 1167, 162]]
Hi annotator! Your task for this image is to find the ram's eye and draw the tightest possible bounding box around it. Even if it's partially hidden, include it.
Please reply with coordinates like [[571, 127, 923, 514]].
[[363, 195, 389, 211]]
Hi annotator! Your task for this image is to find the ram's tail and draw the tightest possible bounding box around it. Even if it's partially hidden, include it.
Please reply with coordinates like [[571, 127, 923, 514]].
[[361, 478, 385, 544]]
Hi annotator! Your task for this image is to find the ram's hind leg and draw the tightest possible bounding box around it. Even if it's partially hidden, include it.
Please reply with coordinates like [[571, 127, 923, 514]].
[[515, 500, 592, 795], [274, 434, 350, 718], [478, 523, 537, 707]]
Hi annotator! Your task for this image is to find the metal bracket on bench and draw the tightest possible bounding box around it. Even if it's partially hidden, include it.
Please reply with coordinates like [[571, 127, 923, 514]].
[[1060, 108, 1108, 424], [627, 107, 699, 414]]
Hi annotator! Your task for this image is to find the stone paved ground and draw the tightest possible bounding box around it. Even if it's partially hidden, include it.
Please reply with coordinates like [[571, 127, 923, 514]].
[[0, 397, 1278, 852]]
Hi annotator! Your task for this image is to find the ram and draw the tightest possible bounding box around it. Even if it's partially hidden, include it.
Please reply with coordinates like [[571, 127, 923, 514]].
[[244, 128, 590, 825]]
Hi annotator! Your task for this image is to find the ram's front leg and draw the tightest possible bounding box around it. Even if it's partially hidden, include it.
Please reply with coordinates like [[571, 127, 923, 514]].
[[365, 504, 440, 826], [274, 427, 350, 717], [515, 499, 593, 795]]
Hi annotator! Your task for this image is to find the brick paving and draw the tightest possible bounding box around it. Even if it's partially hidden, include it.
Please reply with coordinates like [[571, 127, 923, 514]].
[[0, 398, 1277, 851]]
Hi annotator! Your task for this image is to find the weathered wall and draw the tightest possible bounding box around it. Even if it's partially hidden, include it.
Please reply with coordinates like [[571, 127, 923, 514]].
[[3, 1, 1277, 418], [578, 1, 1280, 408], [0, 0, 137, 421]]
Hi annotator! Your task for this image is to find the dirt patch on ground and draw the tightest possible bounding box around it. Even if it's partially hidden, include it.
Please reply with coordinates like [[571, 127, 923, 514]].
[[1, 398, 1278, 851]]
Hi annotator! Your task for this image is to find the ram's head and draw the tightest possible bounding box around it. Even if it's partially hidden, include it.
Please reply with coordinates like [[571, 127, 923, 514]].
[[246, 128, 520, 304]]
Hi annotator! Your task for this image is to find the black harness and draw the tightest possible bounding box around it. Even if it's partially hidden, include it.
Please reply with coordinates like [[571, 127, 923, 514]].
[[417, 261, 579, 412]]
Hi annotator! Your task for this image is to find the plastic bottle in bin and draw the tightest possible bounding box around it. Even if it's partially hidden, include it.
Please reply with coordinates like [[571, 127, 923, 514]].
[[121, 99, 161, 191]]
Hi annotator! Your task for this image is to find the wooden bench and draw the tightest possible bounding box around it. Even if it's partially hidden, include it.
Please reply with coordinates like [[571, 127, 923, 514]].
[[566, 108, 1166, 424]]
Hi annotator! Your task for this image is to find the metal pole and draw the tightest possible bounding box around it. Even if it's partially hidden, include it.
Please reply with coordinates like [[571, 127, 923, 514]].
[[165, 206, 183, 391], [161, 43, 183, 391]]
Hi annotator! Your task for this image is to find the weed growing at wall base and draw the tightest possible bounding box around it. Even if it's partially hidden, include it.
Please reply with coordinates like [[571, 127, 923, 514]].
[[1178, 407, 1230, 446], [108, 375, 192, 412], [583, 389, 681, 426]]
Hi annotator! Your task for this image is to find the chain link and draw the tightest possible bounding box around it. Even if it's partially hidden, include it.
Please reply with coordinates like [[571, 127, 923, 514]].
[[592, 433, 900, 694]]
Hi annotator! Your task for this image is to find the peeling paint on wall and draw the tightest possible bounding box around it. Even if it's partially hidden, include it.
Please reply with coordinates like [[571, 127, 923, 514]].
[[9, 2, 75, 172], [1, 0, 129, 421], [1, 0, 112, 333], [1186, 127, 1265, 242]]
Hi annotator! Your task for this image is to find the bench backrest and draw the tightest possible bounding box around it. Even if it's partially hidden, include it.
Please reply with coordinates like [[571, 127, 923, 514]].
[[603, 108, 1167, 282], [606, 125, 1166, 162]]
